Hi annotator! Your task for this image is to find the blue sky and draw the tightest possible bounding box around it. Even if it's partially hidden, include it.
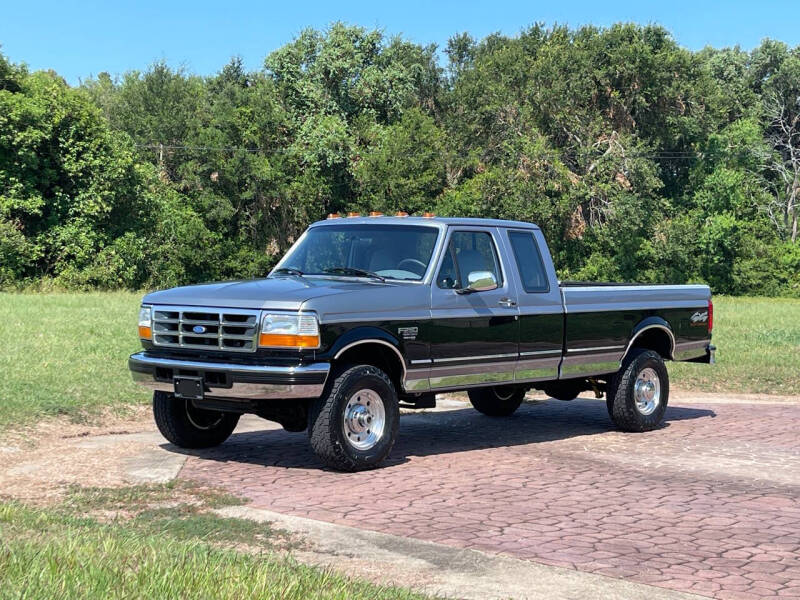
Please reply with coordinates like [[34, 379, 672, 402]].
[[2, 0, 799, 85]]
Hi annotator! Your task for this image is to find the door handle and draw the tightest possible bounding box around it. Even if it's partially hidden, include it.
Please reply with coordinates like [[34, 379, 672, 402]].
[[498, 297, 517, 307]]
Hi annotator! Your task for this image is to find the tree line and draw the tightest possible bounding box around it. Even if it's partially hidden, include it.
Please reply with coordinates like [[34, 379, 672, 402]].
[[1, 23, 799, 295]]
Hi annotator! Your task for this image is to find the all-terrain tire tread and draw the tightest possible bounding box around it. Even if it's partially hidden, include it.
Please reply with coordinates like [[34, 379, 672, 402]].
[[308, 365, 399, 472], [606, 349, 669, 432]]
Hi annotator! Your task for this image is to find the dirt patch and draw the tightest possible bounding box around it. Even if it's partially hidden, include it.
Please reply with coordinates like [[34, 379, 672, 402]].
[[0, 405, 161, 504]]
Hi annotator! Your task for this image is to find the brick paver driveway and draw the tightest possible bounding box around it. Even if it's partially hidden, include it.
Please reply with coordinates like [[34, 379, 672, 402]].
[[181, 398, 800, 599]]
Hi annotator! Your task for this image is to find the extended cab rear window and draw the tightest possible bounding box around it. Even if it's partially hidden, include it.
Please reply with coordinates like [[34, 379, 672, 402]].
[[507, 231, 549, 293]]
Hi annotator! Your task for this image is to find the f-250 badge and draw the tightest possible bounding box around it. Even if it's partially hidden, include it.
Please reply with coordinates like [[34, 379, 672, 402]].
[[397, 326, 418, 340], [690, 310, 708, 326]]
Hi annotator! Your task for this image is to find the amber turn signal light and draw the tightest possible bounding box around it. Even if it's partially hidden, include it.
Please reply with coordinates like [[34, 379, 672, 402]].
[[258, 333, 320, 348], [138, 326, 152, 340]]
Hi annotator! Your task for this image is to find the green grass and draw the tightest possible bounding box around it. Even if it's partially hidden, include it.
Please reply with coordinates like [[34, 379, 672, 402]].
[[670, 296, 800, 395], [0, 291, 149, 429], [58, 482, 297, 550], [0, 293, 797, 433], [0, 501, 434, 600]]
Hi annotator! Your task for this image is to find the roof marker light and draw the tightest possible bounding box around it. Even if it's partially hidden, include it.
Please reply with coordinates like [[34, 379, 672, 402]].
[[423, 212, 436, 218], [327, 213, 341, 219], [347, 211, 361, 217], [395, 211, 409, 217], [369, 211, 383, 217]]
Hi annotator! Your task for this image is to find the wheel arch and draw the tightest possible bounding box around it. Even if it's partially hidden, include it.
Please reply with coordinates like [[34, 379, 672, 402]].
[[329, 328, 407, 393], [622, 318, 675, 362]]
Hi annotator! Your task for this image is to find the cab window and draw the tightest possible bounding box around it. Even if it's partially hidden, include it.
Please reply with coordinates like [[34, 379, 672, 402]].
[[437, 231, 503, 289], [507, 230, 549, 292]]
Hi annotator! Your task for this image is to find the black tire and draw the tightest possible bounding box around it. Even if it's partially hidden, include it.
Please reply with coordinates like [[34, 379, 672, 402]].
[[468, 385, 525, 416], [308, 364, 399, 471], [541, 380, 585, 401], [153, 391, 240, 449], [606, 348, 669, 432]]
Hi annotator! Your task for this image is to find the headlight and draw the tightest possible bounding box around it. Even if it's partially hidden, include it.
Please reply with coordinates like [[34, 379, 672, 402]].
[[138, 305, 152, 340], [258, 312, 320, 349]]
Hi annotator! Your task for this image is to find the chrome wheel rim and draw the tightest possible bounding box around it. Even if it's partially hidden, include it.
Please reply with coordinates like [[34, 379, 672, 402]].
[[343, 389, 386, 451], [634, 368, 661, 416], [185, 400, 224, 430]]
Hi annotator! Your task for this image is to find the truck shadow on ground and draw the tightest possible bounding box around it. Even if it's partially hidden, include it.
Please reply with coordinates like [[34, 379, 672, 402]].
[[165, 398, 716, 471]]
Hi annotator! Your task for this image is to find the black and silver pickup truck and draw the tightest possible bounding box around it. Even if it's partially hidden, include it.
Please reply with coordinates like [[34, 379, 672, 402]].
[[129, 216, 715, 471]]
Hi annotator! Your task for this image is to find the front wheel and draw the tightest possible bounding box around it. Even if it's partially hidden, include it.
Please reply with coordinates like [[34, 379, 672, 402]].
[[468, 385, 525, 416], [153, 391, 240, 448], [606, 349, 669, 432], [308, 365, 399, 471]]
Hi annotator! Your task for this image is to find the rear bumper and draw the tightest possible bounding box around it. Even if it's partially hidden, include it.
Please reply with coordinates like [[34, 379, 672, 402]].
[[128, 352, 330, 399], [683, 344, 716, 364]]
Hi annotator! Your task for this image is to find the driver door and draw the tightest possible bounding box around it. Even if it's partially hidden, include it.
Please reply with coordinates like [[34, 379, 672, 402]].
[[428, 227, 520, 390]]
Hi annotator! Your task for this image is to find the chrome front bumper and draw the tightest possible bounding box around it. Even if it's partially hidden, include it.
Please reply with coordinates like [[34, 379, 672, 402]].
[[128, 352, 330, 400]]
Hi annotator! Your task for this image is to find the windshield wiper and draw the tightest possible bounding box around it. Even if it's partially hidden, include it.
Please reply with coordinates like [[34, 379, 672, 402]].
[[323, 267, 386, 282], [271, 267, 305, 277]]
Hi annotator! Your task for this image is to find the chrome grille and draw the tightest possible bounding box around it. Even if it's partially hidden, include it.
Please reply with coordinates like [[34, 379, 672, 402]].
[[151, 306, 260, 353]]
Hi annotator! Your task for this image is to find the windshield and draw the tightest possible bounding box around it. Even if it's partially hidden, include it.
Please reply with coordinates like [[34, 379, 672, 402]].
[[277, 224, 440, 281]]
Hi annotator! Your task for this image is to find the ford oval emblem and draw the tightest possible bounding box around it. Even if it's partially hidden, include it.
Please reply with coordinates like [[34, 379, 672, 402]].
[[192, 325, 207, 334]]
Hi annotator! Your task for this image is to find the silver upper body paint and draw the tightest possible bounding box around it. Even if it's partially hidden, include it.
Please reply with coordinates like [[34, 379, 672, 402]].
[[142, 217, 710, 326]]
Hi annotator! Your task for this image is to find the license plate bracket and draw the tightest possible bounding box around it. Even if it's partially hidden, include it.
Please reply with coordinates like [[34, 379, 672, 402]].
[[174, 376, 204, 400]]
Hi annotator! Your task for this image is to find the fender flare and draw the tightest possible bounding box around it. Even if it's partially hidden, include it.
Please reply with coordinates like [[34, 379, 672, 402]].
[[622, 317, 675, 362], [326, 327, 407, 379]]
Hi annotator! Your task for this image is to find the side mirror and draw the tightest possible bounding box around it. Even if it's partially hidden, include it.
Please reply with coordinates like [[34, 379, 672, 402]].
[[457, 271, 498, 294]]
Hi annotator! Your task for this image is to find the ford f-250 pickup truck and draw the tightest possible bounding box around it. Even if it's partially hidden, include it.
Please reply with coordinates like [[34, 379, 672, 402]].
[[130, 216, 715, 471]]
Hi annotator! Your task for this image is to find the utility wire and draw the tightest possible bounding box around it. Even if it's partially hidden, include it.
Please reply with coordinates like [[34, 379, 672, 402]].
[[134, 142, 763, 161]]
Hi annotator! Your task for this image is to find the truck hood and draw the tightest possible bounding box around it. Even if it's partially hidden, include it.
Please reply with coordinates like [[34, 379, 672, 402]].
[[142, 277, 388, 311]]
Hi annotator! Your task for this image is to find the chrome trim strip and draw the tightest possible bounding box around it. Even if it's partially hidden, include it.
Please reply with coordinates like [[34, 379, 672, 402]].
[[673, 339, 711, 361], [514, 356, 560, 382], [129, 353, 330, 400], [566, 345, 625, 353], [131, 371, 326, 400], [410, 359, 433, 365], [432, 352, 518, 364], [428, 359, 517, 390], [130, 353, 330, 376], [623, 324, 676, 360], [559, 350, 623, 378], [519, 349, 562, 357], [334, 338, 408, 378]]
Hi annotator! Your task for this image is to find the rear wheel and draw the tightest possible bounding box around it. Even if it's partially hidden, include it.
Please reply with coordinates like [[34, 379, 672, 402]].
[[153, 391, 240, 448], [308, 364, 399, 471], [468, 385, 525, 416], [606, 349, 669, 432]]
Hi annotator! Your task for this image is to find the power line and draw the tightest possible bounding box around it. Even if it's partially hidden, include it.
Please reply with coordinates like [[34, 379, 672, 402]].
[[135, 143, 264, 153], [134, 141, 763, 162]]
